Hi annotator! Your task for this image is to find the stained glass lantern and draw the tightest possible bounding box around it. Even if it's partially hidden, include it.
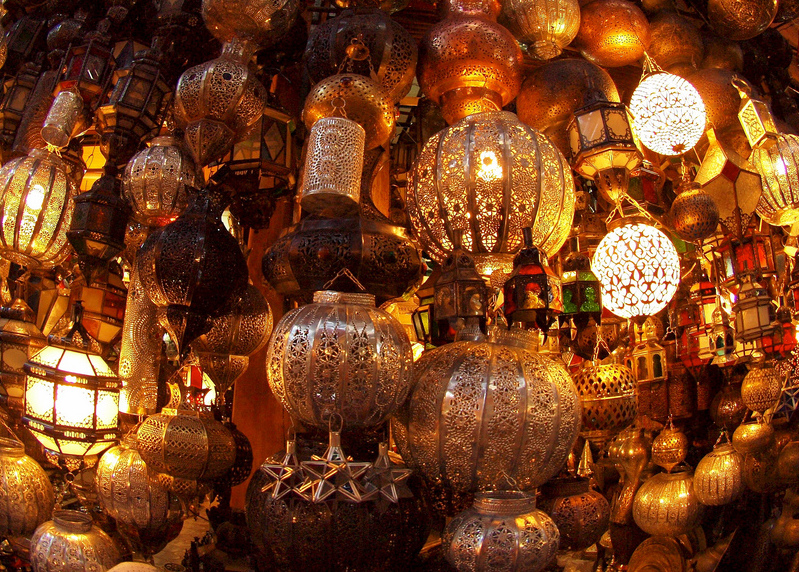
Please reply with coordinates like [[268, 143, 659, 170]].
[[732, 275, 776, 342], [503, 228, 562, 331], [628, 56, 706, 156], [95, 48, 173, 168], [628, 321, 667, 384], [676, 277, 717, 370], [567, 100, 642, 204], [22, 302, 121, 462], [751, 134, 799, 227], [734, 79, 778, 151], [561, 253, 602, 328], [55, 30, 115, 103], [708, 305, 736, 364], [433, 235, 490, 335], [0, 62, 40, 153], [713, 225, 777, 286], [0, 148, 78, 269], [408, 111, 575, 269], [0, 299, 46, 417], [69, 267, 127, 346], [591, 217, 681, 322]]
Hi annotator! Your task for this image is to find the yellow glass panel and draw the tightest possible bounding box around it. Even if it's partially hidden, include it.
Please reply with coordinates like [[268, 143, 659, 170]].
[[95, 390, 119, 429], [25, 376, 54, 421]]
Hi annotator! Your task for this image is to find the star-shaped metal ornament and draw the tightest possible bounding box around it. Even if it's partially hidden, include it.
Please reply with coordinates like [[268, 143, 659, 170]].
[[299, 429, 374, 503], [260, 439, 310, 501], [364, 442, 412, 504]]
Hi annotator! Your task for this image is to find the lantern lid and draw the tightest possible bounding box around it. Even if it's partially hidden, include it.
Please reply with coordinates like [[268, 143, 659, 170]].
[[473, 491, 537, 515], [53, 510, 93, 534], [312, 291, 376, 307]]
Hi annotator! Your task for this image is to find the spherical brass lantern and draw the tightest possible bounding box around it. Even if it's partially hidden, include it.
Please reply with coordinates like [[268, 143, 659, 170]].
[[751, 134, 799, 226], [417, 16, 523, 124], [0, 148, 77, 269], [407, 111, 575, 268], [591, 218, 681, 320], [629, 62, 706, 156], [0, 437, 54, 539], [201, 0, 302, 48], [632, 469, 702, 536], [647, 11, 704, 75], [694, 441, 744, 505], [573, 361, 638, 446], [574, 0, 651, 68], [670, 179, 720, 242], [402, 328, 580, 493], [687, 68, 746, 134], [707, 0, 777, 41], [741, 357, 783, 417], [539, 477, 610, 551], [501, 0, 581, 60], [30, 511, 121, 572]]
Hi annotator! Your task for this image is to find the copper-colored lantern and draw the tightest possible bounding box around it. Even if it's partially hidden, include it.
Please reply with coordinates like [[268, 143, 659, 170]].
[[567, 99, 642, 203], [304, 9, 417, 104], [732, 275, 776, 342], [0, 298, 46, 416], [0, 437, 55, 539], [670, 175, 720, 243], [501, 0, 581, 60], [741, 354, 783, 417], [201, 0, 302, 48], [0, 148, 78, 269], [629, 321, 667, 383], [503, 228, 562, 331], [651, 422, 689, 472], [408, 111, 575, 269], [539, 477, 610, 551], [707, 0, 777, 41], [687, 68, 744, 134], [417, 16, 523, 124], [647, 11, 704, 75], [574, 0, 651, 68], [751, 134, 799, 227], [573, 360, 637, 447], [435, 239, 490, 332], [734, 78, 779, 151]]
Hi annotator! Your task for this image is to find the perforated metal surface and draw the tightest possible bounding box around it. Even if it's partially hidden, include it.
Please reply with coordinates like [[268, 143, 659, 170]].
[[707, 0, 777, 41], [30, 511, 121, 572], [0, 439, 54, 538], [502, 0, 581, 60], [752, 133, 799, 226], [632, 470, 702, 536], [202, 0, 302, 48], [694, 443, 744, 505], [575, 0, 650, 68], [573, 362, 637, 437]]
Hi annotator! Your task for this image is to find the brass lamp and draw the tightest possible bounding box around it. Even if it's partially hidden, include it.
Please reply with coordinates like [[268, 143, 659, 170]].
[[567, 99, 642, 203], [734, 77, 778, 151], [22, 301, 121, 462], [0, 298, 46, 417], [751, 134, 799, 227], [732, 274, 776, 343], [628, 320, 667, 383], [434, 233, 490, 335]]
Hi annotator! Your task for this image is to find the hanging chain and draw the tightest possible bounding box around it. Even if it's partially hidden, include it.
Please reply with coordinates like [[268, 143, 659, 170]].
[[323, 267, 367, 292]]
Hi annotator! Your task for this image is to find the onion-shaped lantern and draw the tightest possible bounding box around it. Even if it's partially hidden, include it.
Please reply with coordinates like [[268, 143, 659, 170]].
[[0, 148, 77, 269], [501, 0, 580, 60], [573, 360, 637, 447], [632, 468, 702, 536], [574, 0, 651, 68], [591, 217, 681, 321], [30, 511, 121, 572], [407, 111, 575, 273]]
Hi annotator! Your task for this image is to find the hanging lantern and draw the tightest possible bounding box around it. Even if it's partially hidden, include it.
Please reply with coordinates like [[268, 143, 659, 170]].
[[710, 381, 747, 430], [629, 320, 668, 383], [302, 74, 395, 151], [417, 16, 523, 124], [174, 40, 269, 166], [94, 436, 183, 558], [202, 0, 301, 48], [501, 0, 581, 60], [1, 17, 47, 76], [568, 99, 642, 203], [539, 477, 610, 551], [651, 422, 689, 472], [0, 148, 78, 269], [0, 62, 40, 153], [304, 9, 417, 105], [213, 422, 253, 490], [68, 267, 126, 346], [694, 440, 744, 506], [732, 275, 776, 342], [591, 217, 681, 321], [267, 291, 413, 431], [707, 0, 777, 41], [688, 69, 747, 135], [732, 420, 775, 455], [670, 176, 720, 243], [734, 79, 779, 151], [573, 360, 637, 447], [632, 469, 702, 536], [701, 35, 744, 71], [574, 0, 651, 68], [408, 111, 575, 270], [30, 511, 121, 572], [401, 327, 580, 492], [0, 298, 46, 416], [434, 238, 490, 335], [676, 277, 718, 370], [741, 353, 783, 417], [751, 134, 799, 227], [647, 11, 704, 75], [122, 135, 198, 228], [298, 117, 365, 217], [629, 57, 706, 156], [444, 492, 559, 572], [561, 253, 603, 328], [0, 437, 54, 539], [137, 187, 249, 356]]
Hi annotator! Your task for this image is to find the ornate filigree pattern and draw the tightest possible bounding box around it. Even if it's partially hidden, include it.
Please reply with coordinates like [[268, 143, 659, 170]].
[[202, 0, 301, 48], [539, 478, 609, 551], [0, 438, 54, 538], [752, 133, 799, 226], [694, 442, 744, 505], [502, 0, 581, 60], [707, 0, 777, 41], [30, 511, 121, 572], [573, 361, 637, 443], [632, 470, 702, 536], [574, 0, 650, 68]]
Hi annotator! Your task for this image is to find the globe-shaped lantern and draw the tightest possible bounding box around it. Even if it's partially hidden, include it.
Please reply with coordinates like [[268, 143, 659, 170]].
[[629, 58, 706, 156], [407, 111, 575, 278], [751, 133, 799, 226], [591, 218, 681, 321], [501, 0, 581, 60]]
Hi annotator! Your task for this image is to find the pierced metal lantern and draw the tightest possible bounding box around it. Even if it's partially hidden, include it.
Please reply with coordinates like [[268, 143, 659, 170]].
[[267, 291, 413, 431], [22, 308, 121, 461], [573, 360, 637, 447], [69, 267, 127, 346], [735, 80, 778, 151], [137, 187, 249, 356], [501, 0, 580, 60], [670, 179, 720, 243], [302, 74, 395, 151], [751, 134, 799, 227], [652, 424, 689, 472], [632, 469, 702, 537], [694, 441, 744, 505], [568, 100, 642, 204], [174, 40, 268, 166], [403, 328, 580, 492], [123, 136, 198, 228], [136, 408, 236, 481], [742, 355, 783, 416], [408, 111, 575, 268], [304, 9, 417, 105], [0, 299, 46, 416], [647, 11, 704, 74], [444, 492, 559, 572], [30, 511, 121, 572], [732, 275, 775, 342], [539, 477, 610, 551], [201, 0, 301, 48], [0, 62, 40, 153], [629, 322, 667, 383], [707, 0, 777, 41], [574, 0, 651, 68], [299, 117, 365, 217], [0, 437, 54, 539], [0, 148, 77, 269], [503, 228, 562, 331], [434, 240, 490, 332], [417, 16, 523, 124], [591, 217, 681, 321]]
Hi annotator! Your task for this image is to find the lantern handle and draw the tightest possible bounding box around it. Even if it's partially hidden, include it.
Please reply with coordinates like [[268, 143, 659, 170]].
[[323, 267, 367, 292], [328, 412, 345, 434]]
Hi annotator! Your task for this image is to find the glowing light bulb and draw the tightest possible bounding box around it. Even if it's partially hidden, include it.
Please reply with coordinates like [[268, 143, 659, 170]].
[[26, 184, 45, 211], [476, 151, 503, 182]]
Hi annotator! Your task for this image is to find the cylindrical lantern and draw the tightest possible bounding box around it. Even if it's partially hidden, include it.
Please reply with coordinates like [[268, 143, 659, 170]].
[[267, 290, 413, 431], [401, 328, 580, 492], [444, 492, 559, 572], [123, 135, 197, 228], [501, 0, 581, 60], [408, 111, 575, 270], [633, 469, 702, 536], [694, 441, 744, 506], [30, 511, 121, 572], [0, 148, 77, 269], [136, 408, 236, 481], [591, 218, 681, 321], [40, 89, 85, 148], [751, 134, 799, 227], [573, 360, 637, 447], [539, 477, 610, 551], [299, 117, 365, 217], [574, 0, 651, 68], [0, 437, 54, 539], [732, 275, 776, 343]]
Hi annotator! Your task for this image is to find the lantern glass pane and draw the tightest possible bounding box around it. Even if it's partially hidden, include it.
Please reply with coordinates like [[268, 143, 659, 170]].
[[30, 346, 65, 369], [577, 109, 606, 147], [86, 440, 115, 456], [56, 350, 97, 378], [96, 390, 119, 429], [59, 438, 91, 457], [740, 99, 765, 144], [25, 376, 54, 421], [264, 120, 286, 162], [8, 86, 30, 111], [605, 108, 630, 140], [32, 430, 58, 453], [88, 354, 116, 377], [55, 384, 94, 428]]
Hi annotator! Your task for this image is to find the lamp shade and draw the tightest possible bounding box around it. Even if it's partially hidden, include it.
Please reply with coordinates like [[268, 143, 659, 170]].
[[751, 133, 799, 226]]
